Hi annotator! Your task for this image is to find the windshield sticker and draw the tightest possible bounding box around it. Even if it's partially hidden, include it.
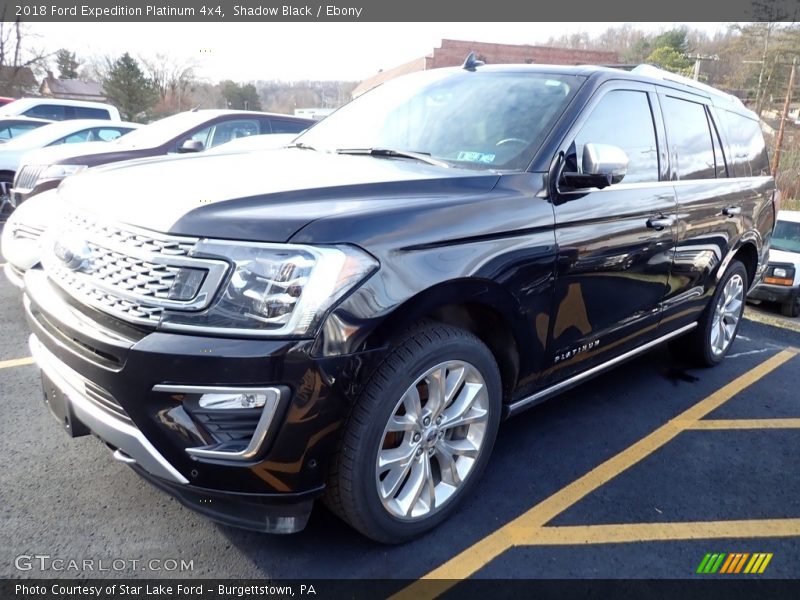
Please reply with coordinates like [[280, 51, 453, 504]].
[[456, 151, 496, 164]]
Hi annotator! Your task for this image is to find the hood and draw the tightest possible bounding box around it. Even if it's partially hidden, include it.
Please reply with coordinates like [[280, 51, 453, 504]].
[[768, 247, 800, 266], [18, 141, 116, 167], [57, 149, 500, 242]]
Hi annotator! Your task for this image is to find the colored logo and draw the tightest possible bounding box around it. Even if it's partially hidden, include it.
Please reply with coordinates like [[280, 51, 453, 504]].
[[696, 552, 773, 574]]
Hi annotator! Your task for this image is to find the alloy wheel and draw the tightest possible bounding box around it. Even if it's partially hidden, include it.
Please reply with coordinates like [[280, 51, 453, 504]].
[[710, 273, 744, 357], [375, 360, 489, 521]]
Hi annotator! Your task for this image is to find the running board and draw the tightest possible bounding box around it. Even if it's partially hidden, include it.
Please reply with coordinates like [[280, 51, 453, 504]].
[[505, 323, 698, 418]]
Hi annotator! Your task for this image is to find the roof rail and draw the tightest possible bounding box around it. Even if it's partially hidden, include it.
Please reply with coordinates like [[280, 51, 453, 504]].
[[631, 64, 744, 108]]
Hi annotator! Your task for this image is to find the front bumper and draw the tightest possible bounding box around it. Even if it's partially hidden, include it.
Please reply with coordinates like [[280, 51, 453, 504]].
[[748, 282, 799, 304], [24, 269, 373, 533]]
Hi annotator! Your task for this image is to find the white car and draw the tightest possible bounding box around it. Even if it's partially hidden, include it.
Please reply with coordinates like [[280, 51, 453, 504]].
[[1, 188, 58, 287], [0, 119, 138, 218], [0, 97, 121, 121], [749, 210, 800, 317]]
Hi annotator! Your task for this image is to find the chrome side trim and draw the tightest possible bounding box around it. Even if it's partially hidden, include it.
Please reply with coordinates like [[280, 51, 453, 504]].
[[29, 334, 189, 485], [507, 323, 698, 417], [152, 384, 281, 461]]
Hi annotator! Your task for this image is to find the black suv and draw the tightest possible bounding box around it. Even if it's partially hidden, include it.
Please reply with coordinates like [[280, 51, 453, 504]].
[[24, 63, 776, 543]]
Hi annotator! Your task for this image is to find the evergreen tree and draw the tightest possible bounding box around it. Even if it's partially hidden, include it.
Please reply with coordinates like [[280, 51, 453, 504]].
[[102, 53, 158, 121], [55, 49, 79, 79]]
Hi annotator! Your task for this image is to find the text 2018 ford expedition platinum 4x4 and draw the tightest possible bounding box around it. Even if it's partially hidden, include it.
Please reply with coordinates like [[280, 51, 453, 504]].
[[24, 61, 776, 543]]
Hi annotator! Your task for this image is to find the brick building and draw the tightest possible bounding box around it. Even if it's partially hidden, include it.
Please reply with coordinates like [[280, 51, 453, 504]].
[[352, 39, 620, 97]]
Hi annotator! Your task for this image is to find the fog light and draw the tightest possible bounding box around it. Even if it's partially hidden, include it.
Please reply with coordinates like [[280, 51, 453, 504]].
[[773, 267, 788, 279], [198, 392, 268, 409]]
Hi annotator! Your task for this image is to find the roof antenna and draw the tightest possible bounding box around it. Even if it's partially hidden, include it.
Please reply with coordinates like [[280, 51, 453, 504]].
[[462, 52, 484, 72]]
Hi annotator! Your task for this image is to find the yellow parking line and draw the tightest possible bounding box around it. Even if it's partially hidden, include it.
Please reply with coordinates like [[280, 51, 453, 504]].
[[686, 419, 800, 430], [391, 348, 798, 597], [514, 519, 800, 546], [0, 356, 34, 369]]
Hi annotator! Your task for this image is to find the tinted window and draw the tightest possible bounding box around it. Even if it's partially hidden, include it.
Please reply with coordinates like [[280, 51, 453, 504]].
[[573, 90, 659, 184], [662, 96, 716, 180], [208, 119, 260, 147], [92, 127, 126, 141], [707, 111, 728, 178], [297, 70, 580, 171], [0, 121, 46, 140], [23, 104, 66, 120], [54, 129, 92, 144], [718, 109, 770, 177], [270, 119, 307, 134], [74, 106, 110, 119]]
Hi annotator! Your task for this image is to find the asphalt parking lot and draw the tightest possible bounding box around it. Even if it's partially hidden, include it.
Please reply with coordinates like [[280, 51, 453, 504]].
[[1, 264, 799, 584]]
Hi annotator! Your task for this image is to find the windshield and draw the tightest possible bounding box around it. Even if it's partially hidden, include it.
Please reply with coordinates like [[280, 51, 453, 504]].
[[0, 122, 80, 149], [772, 219, 800, 253], [295, 69, 582, 171], [113, 112, 213, 148]]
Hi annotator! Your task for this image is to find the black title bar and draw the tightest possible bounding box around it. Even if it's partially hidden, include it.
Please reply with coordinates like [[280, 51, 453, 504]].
[[1, 0, 799, 22]]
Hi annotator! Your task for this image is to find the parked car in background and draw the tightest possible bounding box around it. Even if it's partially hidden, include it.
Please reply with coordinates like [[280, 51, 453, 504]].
[[22, 63, 775, 543], [0, 97, 120, 121], [0, 116, 53, 143], [748, 210, 800, 317], [0, 119, 139, 219], [204, 132, 298, 154], [1, 189, 57, 288], [11, 109, 314, 205], [0, 96, 17, 107]]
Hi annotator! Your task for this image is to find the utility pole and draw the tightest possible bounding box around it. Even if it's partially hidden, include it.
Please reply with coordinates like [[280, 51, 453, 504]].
[[771, 57, 797, 177], [685, 53, 719, 80]]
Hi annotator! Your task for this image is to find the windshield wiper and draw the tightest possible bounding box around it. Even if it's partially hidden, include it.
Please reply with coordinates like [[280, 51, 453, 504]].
[[335, 147, 449, 168], [287, 141, 317, 151]]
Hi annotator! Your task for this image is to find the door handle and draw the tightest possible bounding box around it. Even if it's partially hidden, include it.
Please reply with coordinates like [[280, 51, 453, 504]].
[[646, 216, 676, 231], [723, 206, 742, 217]]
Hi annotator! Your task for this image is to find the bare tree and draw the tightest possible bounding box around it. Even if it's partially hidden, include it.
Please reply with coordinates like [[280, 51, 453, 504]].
[[0, 11, 54, 95], [140, 54, 197, 113]]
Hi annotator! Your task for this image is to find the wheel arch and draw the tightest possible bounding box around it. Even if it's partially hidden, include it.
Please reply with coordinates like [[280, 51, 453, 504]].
[[361, 279, 533, 401]]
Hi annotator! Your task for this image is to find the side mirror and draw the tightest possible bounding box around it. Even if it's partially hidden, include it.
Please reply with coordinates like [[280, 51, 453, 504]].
[[561, 143, 629, 190], [178, 139, 204, 153]]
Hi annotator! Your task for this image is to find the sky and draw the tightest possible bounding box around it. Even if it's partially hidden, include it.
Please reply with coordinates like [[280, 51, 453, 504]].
[[28, 22, 738, 83]]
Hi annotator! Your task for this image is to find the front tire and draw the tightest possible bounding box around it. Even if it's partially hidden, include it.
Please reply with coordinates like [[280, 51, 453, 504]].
[[781, 296, 800, 318], [671, 260, 748, 367], [325, 323, 502, 543]]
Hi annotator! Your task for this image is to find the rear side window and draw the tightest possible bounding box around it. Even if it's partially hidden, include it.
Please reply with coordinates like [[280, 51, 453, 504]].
[[270, 119, 307, 134], [572, 89, 659, 184], [661, 96, 716, 180], [74, 106, 110, 119], [718, 110, 770, 177], [23, 104, 66, 120], [54, 129, 92, 144]]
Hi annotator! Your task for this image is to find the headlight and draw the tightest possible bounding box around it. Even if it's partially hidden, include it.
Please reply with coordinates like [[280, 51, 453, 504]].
[[159, 241, 378, 337], [39, 164, 87, 183], [773, 267, 788, 279]]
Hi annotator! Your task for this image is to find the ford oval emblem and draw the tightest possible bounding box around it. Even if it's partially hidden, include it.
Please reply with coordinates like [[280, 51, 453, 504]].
[[53, 235, 93, 272]]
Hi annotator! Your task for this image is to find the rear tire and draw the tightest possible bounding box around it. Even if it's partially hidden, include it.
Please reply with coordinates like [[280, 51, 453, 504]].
[[670, 260, 748, 367], [324, 322, 502, 543]]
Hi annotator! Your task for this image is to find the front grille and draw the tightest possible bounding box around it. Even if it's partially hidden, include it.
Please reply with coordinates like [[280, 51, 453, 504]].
[[14, 164, 45, 191], [41, 209, 228, 327]]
